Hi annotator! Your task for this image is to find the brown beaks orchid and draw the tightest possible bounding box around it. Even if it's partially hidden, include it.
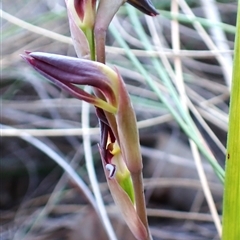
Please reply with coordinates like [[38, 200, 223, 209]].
[[22, 1, 158, 239], [68, 0, 96, 28], [21, 52, 118, 112], [23, 51, 142, 171], [65, 0, 95, 59], [21, 51, 147, 239], [66, 0, 158, 62]]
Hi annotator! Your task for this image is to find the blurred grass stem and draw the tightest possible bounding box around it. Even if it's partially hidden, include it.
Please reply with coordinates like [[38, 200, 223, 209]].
[[171, 1, 221, 236], [0, 124, 99, 239], [0, 9, 72, 44], [111, 8, 225, 182], [178, 0, 232, 88]]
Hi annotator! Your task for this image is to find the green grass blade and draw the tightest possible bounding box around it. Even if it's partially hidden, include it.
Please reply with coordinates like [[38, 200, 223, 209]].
[[222, 1, 240, 239], [159, 9, 236, 34]]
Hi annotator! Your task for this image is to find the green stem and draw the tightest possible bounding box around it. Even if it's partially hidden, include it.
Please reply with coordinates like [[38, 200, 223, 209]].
[[222, 1, 240, 239], [83, 27, 95, 61]]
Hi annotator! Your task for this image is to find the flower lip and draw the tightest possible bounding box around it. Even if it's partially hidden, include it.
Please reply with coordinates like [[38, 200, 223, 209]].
[[127, 0, 159, 16]]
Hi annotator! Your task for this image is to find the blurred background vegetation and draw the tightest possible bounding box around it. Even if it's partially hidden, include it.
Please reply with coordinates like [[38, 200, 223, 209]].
[[1, 0, 237, 239]]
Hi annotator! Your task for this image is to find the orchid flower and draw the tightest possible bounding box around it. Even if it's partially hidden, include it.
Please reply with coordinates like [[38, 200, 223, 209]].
[[66, 0, 158, 62], [21, 52, 142, 172], [21, 51, 149, 239]]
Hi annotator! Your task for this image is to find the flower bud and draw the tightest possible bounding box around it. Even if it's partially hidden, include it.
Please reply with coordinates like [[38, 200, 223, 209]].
[[66, 0, 97, 58], [21, 52, 119, 113], [127, 0, 159, 16], [67, 0, 96, 29]]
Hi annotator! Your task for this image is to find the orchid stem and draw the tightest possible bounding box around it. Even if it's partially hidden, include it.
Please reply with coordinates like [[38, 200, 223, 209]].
[[131, 171, 152, 240], [83, 28, 95, 61]]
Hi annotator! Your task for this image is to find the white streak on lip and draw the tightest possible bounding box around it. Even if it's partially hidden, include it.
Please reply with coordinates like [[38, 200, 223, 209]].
[[105, 164, 116, 179]]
